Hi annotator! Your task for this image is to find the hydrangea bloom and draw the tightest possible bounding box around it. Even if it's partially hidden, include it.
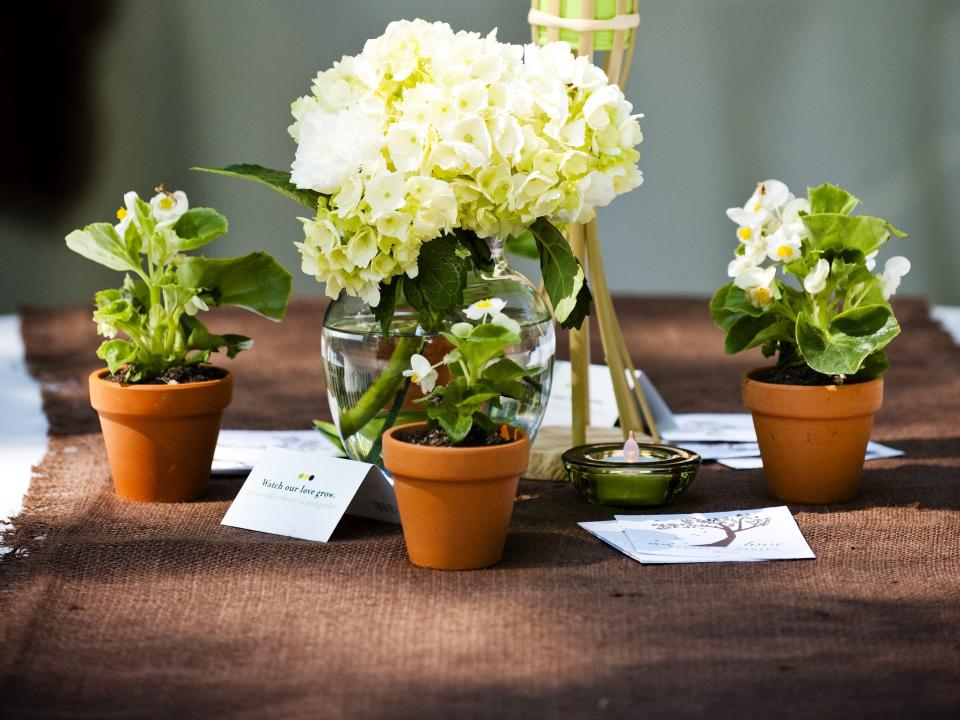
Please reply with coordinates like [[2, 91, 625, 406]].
[[288, 19, 644, 305]]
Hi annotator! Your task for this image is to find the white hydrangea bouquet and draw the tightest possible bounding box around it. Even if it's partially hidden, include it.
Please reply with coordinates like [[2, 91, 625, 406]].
[[711, 180, 910, 383], [198, 18, 643, 333]]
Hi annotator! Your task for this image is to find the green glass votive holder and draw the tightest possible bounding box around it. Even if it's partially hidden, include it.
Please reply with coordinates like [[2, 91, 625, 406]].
[[561, 443, 701, 507]]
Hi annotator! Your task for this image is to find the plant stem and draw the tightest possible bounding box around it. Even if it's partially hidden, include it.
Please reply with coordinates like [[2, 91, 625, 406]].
[[337, 335, 422, 439], [363, 378, 411, 463]]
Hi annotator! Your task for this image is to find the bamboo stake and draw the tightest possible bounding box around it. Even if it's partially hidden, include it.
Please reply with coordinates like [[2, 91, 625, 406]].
[[585, 221, 660, 442], [578, 0, 596, 56], [584, 218, 642, 438], [605, 0, 627, 84], [530, 0, 539, 42], [567, 222, 590, 445], [546, 0, 560, 41]]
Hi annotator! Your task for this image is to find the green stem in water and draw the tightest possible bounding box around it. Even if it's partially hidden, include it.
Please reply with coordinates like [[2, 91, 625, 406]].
[[337, 335, 422, 439], [363, 378, 411, 463]]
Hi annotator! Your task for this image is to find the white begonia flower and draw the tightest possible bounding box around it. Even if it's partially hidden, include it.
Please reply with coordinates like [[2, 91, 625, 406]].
[[403, 353, 438, 393], [757, 179, 792, 212], [450, 322, 474, 338], [465, 297, 507, 321], [364, 172, 406, 220], [184, 295, 209, 317], [734, 265, 779, 307], [879, 256, 911, 300], [727, 252, 763, 279], [114, 191, 141, 237], [291, 106, 384, 193], [865, 250, 879, 272], [150, 190, 189, 229], [492, 312, 521, 336], [803, 258, 831, 295], [765, 228, 802, 263]]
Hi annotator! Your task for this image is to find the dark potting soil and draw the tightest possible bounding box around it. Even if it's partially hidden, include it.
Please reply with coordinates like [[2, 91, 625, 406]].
[[397, 425, 514, 448], [755, 364, 855, 386], [104, 365, 228, 385]]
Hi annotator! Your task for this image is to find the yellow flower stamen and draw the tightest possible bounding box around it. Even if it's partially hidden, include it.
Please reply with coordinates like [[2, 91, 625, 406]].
[[752, 287, 772, 304], [160, 196, 174, 210], [476, 299, 493, 308], [411, 373, 420, 382], [753, 202, 762, 212], [777, 245, 792, 259], [737, 227, 753, 241], [116, 208, 127, 221]]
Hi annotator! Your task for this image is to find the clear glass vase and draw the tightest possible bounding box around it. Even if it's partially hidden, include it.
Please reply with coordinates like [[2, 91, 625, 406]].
[[321, 238, 555, 466]]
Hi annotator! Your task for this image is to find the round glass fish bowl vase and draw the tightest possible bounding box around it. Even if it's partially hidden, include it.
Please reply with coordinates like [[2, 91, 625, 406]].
[[321, 239, 556, 466]]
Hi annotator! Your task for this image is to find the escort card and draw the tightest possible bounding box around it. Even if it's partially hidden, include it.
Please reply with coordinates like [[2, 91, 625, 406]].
[[221, 447, 399, 542]]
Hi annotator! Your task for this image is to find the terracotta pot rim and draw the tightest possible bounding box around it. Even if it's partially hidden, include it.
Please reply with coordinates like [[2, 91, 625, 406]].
[[89, 366, 232, 391], [383, 421, 528, 452], [742, 366, 882, 392], [382, 422, 530, 483]]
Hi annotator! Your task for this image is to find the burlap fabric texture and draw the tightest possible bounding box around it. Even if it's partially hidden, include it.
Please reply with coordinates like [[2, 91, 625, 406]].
[[1, 298, 958, 719]]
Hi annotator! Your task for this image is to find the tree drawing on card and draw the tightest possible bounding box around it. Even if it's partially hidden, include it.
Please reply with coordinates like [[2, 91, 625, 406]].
[[653, 513, 772, 547]]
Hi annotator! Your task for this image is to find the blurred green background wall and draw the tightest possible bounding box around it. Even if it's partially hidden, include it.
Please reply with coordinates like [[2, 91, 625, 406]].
[[3, 0, 958, 313]]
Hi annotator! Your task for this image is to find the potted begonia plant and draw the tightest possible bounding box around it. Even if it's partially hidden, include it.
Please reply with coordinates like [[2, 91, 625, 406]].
[[711, 180, 909, 503], [67, 186, 292, 502], [381, 297, 536, 569], [196, 19, 644, 466]]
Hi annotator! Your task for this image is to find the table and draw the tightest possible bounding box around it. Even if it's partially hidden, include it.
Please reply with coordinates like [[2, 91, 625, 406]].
[[2, 298, 958, 719]]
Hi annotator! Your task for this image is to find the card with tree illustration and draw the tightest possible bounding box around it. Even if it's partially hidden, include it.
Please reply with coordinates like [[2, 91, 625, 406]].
[[614, 506, 815, 561]]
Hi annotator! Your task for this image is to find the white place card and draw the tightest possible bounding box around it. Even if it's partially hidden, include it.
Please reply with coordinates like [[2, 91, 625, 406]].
[[578, 520, 766, 564], [212, 429, 341, 475], [614, 506, 815, 562], [221, 447, 398, 542]]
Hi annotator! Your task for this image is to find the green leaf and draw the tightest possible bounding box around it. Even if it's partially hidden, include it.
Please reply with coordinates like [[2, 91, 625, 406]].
[[123, 274, 150, 309], [415, 235, 468, 310], [830, 304, 891, 336], [796, 311, 900, 375], [373, 279, 398, 336], [97, 339, 137, 374], [180, 315, 251, 359], [808, 183, 860, 215], [710, 284, 761, 334], [530, 218, 592, 330], [455, 229, 494, 273], [132, 197, 157, 239], [177, 252, 292, 320], [66, 223, 141, 272], [724, 315, 793, 354], [401, 235, 468, 330], [312, 420, 347, 457], [172, 207, 229, 251], [504, 229, 539, 260], [850, 350, 890, 381], [192, 164, 321, 210], [457, 323, 517, 371], [802, 214, 901, 256]]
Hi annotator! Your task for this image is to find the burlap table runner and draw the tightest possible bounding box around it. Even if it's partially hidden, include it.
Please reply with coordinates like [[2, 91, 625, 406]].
[[2, 298, 958, 719]]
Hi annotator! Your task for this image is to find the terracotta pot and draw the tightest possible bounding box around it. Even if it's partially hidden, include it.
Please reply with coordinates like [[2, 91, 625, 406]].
[[88, 369, 233, 502], [742, 369, 883, 504], [382, 422, 530, 570]]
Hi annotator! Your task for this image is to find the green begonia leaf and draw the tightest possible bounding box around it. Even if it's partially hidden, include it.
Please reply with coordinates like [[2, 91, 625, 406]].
[[191, 164, 321, 210], [97, 339, 137, 375], [796, 312, 900, 375], [66, 223, 141, 272], [808, 183, 860, 215], [172, 208, 229, 251], [803, 213, 907, 256], [830, 304, 891, 336], [724, 315, 793, 355], [177, 252, 292, 320]]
